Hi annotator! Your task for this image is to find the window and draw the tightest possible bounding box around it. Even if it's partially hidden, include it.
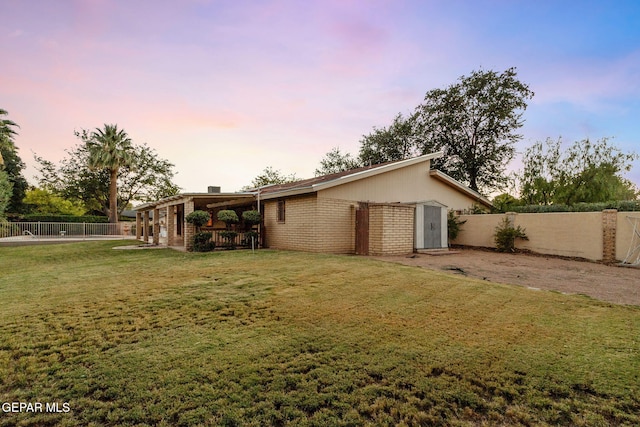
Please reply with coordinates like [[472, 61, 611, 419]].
[[277, 200, 285, 222]]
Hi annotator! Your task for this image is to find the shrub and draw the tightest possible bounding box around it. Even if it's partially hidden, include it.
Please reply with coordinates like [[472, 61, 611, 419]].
[[185, 210, 211, 232], [447, 211, 467, 242], [193, 232, 215, 252], [243, 231, 259, 247], [494, 217, 528, 252], [492, 193, 521, 213], [217, 210, 239, 227], [219, 230, 238, 249], [242, 210, 261, 226]]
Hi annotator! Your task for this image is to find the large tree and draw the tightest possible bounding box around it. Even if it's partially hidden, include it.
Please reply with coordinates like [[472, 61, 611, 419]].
[[84, 124, 134, 222], [36, 135, 180, 218], [358, 113, 419, 165], [315, 147, 361, 176], [23, 188, 86, 216], [245, 166, 299, 189], [0, 109, 28, 213], [413, 68, 534, 193], [519, 137, 638, 205]]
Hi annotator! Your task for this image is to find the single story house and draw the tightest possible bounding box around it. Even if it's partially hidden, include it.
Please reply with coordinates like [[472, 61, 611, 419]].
[[133, 152, 491, 255]]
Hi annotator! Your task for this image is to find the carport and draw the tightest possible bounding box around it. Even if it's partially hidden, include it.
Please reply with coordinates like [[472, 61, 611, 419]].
[[133, 191, 256, 251]]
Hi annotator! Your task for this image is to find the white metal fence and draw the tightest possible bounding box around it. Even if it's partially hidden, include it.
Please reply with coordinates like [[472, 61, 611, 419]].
[[0, 222, 136, 240]]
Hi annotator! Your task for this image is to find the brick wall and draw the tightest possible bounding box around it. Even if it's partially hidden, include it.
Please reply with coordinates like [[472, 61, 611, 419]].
[[316, 197, 356, 253], [369, 204, 415, 256], [264, 197, 416, 255], [184, 200, 195, 251], [264, 195, 319, 251], [264, 196, 357, 253], [602, 209, 617, 263]]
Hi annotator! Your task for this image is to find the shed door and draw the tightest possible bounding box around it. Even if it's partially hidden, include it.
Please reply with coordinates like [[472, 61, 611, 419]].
[[423, 205, 442, 249]]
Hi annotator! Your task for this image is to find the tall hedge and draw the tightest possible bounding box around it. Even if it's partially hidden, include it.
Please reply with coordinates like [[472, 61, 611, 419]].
[[510, 200, 640, 214], [10, 214, 112, 223]]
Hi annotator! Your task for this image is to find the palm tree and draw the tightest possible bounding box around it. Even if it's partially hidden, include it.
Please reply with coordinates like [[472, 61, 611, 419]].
[[0, 109, 20, 167], [86, 124, 134, 223]]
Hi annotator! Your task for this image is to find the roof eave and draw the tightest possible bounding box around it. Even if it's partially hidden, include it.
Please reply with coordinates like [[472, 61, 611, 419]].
[[258, 186, 315, 200], [428, 170, 493, 208], [133, 192, 255, 211]]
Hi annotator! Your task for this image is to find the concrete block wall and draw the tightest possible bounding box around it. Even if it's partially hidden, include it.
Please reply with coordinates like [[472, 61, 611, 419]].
[[453, 210, 632, 262], [516, 212, 602, 260]]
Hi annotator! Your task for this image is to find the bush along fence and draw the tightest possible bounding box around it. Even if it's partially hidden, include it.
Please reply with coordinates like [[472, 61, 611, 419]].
[[452, 209, 640, 263], [508, 200, 640, 214], [0, 222, 136, 240], [8, 214, 112, 223]]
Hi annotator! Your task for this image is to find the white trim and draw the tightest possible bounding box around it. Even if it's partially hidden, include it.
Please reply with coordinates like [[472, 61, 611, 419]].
[[259, 186, 316, 200], [428, 170, 493, 208], [133, 192, 255, 211], [414, 202, 448, 249]]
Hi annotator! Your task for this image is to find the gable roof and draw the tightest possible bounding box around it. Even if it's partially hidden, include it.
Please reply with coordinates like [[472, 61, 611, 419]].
[[134, 152, 493, 211], [256, 151, 492, 208], [257, 152, 444, 199]]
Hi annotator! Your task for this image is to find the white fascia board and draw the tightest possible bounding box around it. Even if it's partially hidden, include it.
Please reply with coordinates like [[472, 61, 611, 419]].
[[258, 186, 315, 200], [133, 192, 255, 211], [429, 170, 493, 208]]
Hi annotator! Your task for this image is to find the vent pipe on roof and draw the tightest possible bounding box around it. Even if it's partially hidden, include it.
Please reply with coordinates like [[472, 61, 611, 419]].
[[208, 186, 221, 193]]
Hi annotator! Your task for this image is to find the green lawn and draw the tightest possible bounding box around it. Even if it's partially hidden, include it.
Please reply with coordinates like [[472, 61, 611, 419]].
[[0, 242, 639, 426]]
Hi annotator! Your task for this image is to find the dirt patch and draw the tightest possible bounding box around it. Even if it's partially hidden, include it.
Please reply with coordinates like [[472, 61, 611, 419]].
[[373, 248, 640, 306], [112, 243, 169, 250]]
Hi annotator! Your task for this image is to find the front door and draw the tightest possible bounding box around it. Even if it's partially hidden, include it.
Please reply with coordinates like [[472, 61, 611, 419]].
[[423, 205, 442, 249]]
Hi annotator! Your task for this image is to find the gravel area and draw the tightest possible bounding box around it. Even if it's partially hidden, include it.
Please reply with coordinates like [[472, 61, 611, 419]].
[[373, 248, 640, 306]]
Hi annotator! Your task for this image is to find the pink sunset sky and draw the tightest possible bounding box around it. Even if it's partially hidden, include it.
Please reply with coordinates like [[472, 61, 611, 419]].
[[2, 0, 640, 196]]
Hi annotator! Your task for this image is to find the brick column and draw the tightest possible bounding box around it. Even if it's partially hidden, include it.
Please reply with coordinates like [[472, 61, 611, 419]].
[[184, 200, 195, 251], [167, 205, 175, 246], [602, 209, 617, 263], [153, 208, 160, 245], [136, 212, 142, 240], [143, 211, 150, 243]]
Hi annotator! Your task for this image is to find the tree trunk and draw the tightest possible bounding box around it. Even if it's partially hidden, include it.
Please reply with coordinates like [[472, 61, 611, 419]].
[[109, 168, 118, 223]]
